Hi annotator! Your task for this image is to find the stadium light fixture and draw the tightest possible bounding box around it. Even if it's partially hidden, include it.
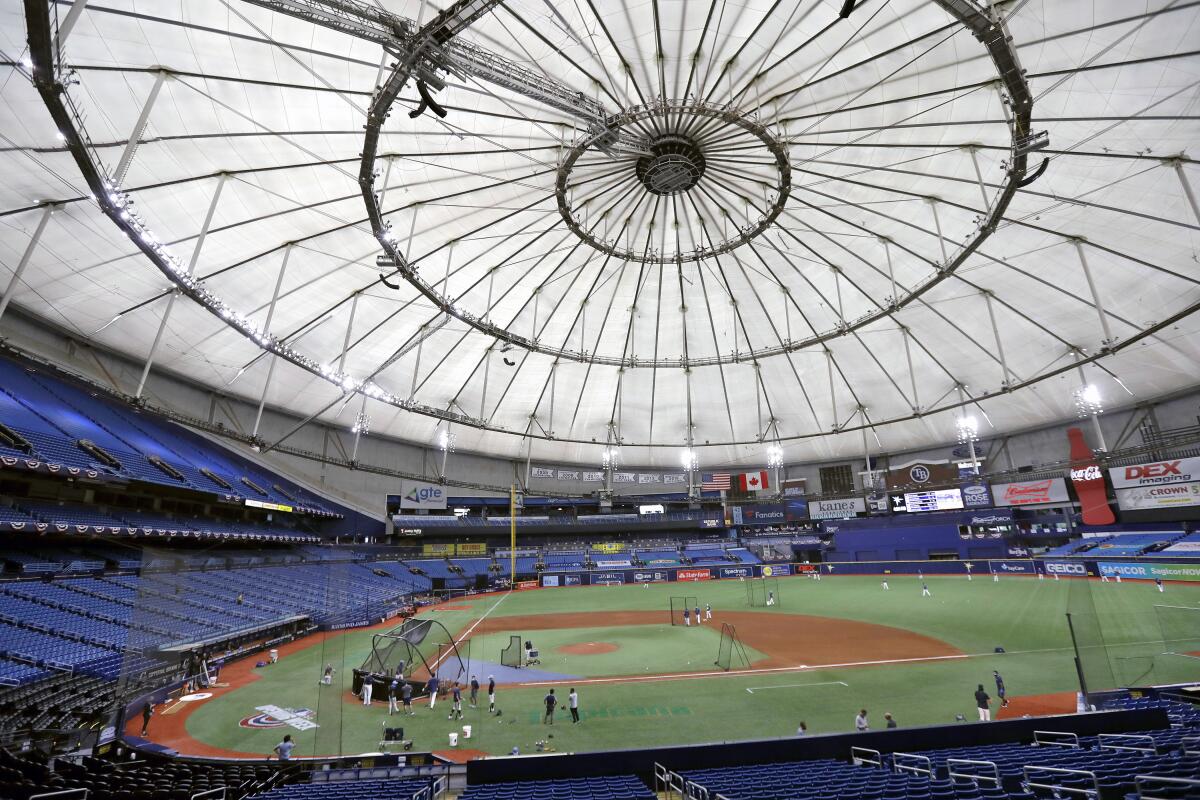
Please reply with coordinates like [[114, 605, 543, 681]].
[[766, 443, 783, 469], [437, 427, 456, 453], [1073, 384, 1103, 418], [351, 411, 371, 436], [601, 445, 620, 470], [955, 415, 979, 444], [680, 448, 699, 472]]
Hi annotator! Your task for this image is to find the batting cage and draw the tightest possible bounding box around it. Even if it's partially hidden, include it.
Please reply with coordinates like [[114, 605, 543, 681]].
[[499, 634, 523, 668], [714, 623, 752, 671], [669, 595, 698, 626], [355, 617, 468, 696], [745, 576, 779, 607], [1063, 570, 1200, 706]]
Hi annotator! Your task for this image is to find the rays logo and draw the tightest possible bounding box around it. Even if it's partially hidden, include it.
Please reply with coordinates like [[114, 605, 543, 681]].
[[239, 705, 318, 730]]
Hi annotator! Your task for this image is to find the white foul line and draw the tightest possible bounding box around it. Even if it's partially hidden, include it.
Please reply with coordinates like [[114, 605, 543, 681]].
[[427, 591, 511, 674], [746, 681, 848, 694]]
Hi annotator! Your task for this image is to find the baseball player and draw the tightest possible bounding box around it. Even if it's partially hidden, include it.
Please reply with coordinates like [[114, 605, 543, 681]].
[[448, 682, 463, 720], [387, 679, 400, 715], [767, 591, 776, 606], [401, 681, 414, 715], [469, 675, 480, 708], [704, 603, 712, 621], [488, 675, 497, 714], [694, 604, 702, 624], [320, 663, 335, 685], [683, 607, 691, 627], [921, 582, 932, 597], [543, 688, 557, 724], [1156, 577, 1165, 593], [993, 670, 1008, 708], [881, 579, 889, 590], [361, 674, 373, 706], [426, 674, 439, 710]]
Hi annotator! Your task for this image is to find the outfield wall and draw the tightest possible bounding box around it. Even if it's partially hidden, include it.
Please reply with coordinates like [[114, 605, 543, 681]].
[[524, 556, 1200, 589]]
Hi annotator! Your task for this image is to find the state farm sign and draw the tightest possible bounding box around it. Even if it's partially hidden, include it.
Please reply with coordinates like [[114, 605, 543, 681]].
[[1109, 457, 1200, 490], [992, 477, 1070, 507]]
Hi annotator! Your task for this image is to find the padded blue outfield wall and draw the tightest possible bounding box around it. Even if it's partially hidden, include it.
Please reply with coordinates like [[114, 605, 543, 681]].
[[526, 556, 1200, 588], [820, 508, 1015, 561]]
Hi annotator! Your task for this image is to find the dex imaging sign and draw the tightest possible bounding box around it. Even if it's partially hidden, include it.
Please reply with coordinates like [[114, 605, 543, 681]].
[[399, 479, 446, 510], [1109, 457, 1200, 490]]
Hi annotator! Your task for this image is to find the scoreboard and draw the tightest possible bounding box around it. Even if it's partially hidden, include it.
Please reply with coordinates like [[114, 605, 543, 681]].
[[895, 487, 965, 513]]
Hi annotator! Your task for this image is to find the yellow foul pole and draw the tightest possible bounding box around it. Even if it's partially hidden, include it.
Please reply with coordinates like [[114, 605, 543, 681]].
[[509, 483, 516, 584]]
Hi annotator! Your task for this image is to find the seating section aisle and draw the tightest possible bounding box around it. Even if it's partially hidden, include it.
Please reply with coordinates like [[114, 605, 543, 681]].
[[247, 778, 434, 800], [458, 775, 655, 800], [676, 723, 1199, 800]]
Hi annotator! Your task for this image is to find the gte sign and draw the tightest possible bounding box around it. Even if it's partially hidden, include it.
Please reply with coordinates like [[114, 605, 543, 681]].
[[1110, 457, 1200, 490]]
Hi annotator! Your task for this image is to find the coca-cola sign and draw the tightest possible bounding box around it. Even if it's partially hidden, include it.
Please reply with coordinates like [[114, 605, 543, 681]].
[[1067, 427, 1115, 525], [1070, 465, 1102, 482]]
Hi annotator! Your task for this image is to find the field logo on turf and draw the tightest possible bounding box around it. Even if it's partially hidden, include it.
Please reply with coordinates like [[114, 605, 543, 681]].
[[240, 705, 319, 731]]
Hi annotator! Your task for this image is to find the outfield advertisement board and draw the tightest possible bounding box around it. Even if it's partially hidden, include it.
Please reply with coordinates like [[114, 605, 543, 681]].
[[589, 571, 625, 585], [1043, 560, 1088, 576], [1096, 561, 1200, 581], [759, 564, 792, 577], [717, 566, 754, 579], [988, 560, 1036, 574], [676, 568, 712, 581], [809, 497, 865, 519], [1108, 456, 1200, 490], [542, 575, 560, 587], [631, 570, 670, 583]]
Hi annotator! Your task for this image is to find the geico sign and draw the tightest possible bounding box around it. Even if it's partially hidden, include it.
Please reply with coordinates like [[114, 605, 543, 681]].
[[1045, 562, 1086, 575], [1070, 465, 1102, 482]]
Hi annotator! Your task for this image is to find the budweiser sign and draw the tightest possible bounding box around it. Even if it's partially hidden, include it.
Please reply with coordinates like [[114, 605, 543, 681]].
[[993, 477, 1069, 507], [1109, 457, 1200, 490]]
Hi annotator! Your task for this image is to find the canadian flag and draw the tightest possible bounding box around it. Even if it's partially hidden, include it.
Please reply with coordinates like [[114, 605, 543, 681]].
[[739, 471, 770, 492]]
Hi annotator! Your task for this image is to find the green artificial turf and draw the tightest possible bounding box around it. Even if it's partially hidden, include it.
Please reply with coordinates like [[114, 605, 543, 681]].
[[183, 575, 1200, 758]]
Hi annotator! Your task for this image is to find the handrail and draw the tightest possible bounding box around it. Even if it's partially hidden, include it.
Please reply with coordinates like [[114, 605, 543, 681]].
[[1135, 774, 1200, 800], [684, 779, 710, 800], [1034, 730, 1080, 748], [1097, 733, 1157, 753], [850, 746, 882, 767], [30, 791, 87, 800], [1021, 765, 1099, 797], [947, 758, 1000, 786], [1182, 735, 1200, 755], [891, 752, 933, 777], [189, 789, 225, 800]]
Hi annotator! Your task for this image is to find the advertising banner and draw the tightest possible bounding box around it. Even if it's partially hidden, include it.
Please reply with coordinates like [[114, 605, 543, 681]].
[[516, 580, 539, 590], [563, 575, 583, 586], [760, 564, 792, 577], [664, 473, 687, 485], [676, 568, 712, 581], [992, 477, 1071, 507], [399, 479, 447, 510], [1043, 560, 1088, 576], [960, 482, 993, 508], [638, 473, 661, 484], [965, 510, 1014, 526], [1116, 482, 1200, 511], [422, 543, 454, 556], [1096, 561, 1200, 581], [592, 542, 627, 553], [810, 497, 866, 520], [614, 472, 636, 484], [531, 467, 555, 479], [1067, 427, 1116, 525], [582, 471, 605, 482], [596, 559, 633, 568], [557, 470, 580, 481], [735, 503, 788, 525], [785, 498, 809, 520], [631, 570, 670, 583], [1109, 457, 1200, 490], [782, 478, 808, 496], [718, 566, 754, 579], [988, 560, 1036, 575], [794, 563, 819, 574], [457, 542, 487, 555], [589, 571, 625, 585], [541, 575, 560, 587]]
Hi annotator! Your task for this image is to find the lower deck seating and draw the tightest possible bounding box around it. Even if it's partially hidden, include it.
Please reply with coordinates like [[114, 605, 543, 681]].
[[247, 778, 434, 799], [459, 774, 655, 800]]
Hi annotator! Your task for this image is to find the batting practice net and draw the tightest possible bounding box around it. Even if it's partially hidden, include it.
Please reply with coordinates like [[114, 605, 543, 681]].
[[1064, 572, 1200, 704], [745, 576, 779, 607], [714, 623, 752, 671], [500, 634, 523, 668], [669, 596, 699, 626], [357, 617, 468, 692]]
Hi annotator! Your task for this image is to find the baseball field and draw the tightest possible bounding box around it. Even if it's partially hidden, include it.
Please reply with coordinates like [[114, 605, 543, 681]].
[[137, 573, 1200, 760]]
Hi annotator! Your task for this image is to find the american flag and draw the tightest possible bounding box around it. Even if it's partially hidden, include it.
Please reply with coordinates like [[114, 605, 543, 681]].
[[701, 472, 731, 491]]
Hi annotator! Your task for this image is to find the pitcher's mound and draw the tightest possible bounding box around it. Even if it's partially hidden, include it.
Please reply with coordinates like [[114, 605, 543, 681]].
[[557, 642, 619, 655]]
